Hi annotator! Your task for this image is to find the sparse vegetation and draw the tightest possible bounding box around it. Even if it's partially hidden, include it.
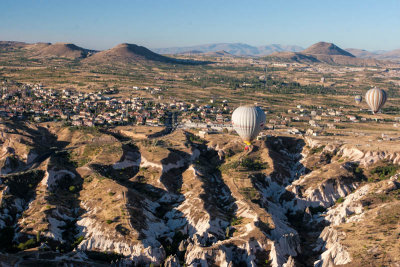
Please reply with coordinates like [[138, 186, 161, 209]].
[[219, 157, 268, 173], [370, 163, 399, 180], [240, 187, 260, 201], [1, 38, 400, 266], [17, 239, 36, 251], [309, 145, 325, 155], [336, 197, 345, 204], [240, 157, 268, 171], [231, 216, 243, 226], [72, 236, 84, 248]]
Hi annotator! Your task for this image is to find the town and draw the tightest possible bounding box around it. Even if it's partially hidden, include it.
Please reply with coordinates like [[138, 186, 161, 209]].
[[1, 80, 400, 142]]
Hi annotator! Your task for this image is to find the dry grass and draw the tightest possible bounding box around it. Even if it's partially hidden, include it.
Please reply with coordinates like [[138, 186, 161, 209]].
[[339, 201, 400, 266]]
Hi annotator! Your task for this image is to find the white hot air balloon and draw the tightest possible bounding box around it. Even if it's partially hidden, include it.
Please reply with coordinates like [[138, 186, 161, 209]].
[[231, 105, 266, 146], [355, 95, 362, 104], [365, 87, 387, 114]]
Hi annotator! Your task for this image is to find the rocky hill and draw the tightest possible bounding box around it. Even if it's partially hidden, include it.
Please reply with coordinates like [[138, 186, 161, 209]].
[[0, 41, 95, 59], [0, 121, 399, 266], [302, 42, 354, 57], [346, 48, 400, 63], [0, 41, 203, 66], [33, 43, 96, 59], [83, 43, 179, 64], [266, 42, 385, 66], [345, 48, 379, 59], [376, 49, 400, 62], [202, 50, 233, 57]]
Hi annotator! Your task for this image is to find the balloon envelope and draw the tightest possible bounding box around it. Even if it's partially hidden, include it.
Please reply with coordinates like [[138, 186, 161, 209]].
[[365, 87, 387, 114], [232, 106, 266, 145], [355, 95, 362, 104]]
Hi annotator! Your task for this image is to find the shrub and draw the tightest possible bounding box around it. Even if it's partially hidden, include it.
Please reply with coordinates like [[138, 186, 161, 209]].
[[69, 185, 76, 192], [240, 157, 268, 171], [72, 236, 84, 248], [370, 164, 399, 180], [106, 219, 113, 224], [36, 231, 41, 242], [17, 238, 36, 250], [309, 145, 325, 155], [218, 161, 239, 173], [188, 134, 203, 143], [336, 197, 345, 204], [231, 216, 243, 226], [239, 187, 259, 201]]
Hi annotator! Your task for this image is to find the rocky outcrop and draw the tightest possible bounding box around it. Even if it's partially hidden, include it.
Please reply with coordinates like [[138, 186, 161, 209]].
[[324, 184, 370, 226], [292, 178, 358, 209], [339, 146, 400, 165], [314, 227, 351, 267], [77, 197, 167, 264], [164, 255, 181, 267], [304, 137, 400, 166], [41, 168, 76, 191]]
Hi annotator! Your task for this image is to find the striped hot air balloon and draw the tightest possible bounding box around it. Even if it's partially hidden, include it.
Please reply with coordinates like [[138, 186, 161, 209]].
[[365, 87, 387, 114], [231, 106, 266, 146], [355, 95, 362, 104]]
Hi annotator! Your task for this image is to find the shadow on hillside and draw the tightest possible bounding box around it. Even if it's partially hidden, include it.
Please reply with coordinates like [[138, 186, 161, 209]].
[[42, 150, 84, 252], [0, 121, 69, 174], [186, 136, 239, 242], [248, 136, 329, 266], [159, 148, 191, 193], [265, 136, 306, 184], [90, 133, 200, 264], [0, 124, 84, 253], [0, 169, 44, 252]]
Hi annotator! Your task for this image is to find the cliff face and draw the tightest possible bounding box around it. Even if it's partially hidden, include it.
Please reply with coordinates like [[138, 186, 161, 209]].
[[0, 123, 399, 266]]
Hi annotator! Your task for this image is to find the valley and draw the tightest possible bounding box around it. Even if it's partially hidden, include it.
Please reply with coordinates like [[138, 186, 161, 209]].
[[0, 39, 399, 266]]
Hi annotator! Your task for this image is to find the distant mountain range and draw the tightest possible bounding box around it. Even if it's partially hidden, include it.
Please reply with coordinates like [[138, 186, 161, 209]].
[[152, 42, 400, 63], [152, 43, 304, 56], [1, 40, 400, 66], [345, 48, 400, 62], [264, 42, 391, 66]]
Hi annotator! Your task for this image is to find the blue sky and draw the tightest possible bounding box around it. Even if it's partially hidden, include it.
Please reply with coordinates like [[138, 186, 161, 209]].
[[1, 0, 399, 51]]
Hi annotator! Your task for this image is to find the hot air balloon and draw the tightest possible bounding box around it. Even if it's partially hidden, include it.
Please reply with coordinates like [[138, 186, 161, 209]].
[[231, 106, 266, 146], [355, 95, 362, 104], [365, 87, 387, 114]]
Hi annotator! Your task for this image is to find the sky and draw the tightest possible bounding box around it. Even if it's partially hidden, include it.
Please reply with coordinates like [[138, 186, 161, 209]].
[[1, 0, 400, 51]]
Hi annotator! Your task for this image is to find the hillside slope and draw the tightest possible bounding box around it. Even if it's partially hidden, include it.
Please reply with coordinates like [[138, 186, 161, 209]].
[[266, 42, 385, 66], [302, 42, 354, 57], [0, 122, 399, 266], [84, 43, 178, 64], [33, 43, 96, 59]]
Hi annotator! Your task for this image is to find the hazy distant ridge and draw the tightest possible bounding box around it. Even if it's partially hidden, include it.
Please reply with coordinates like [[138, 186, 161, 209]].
[[345, 48, 400, 62], [152, 43, 304, 56]]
